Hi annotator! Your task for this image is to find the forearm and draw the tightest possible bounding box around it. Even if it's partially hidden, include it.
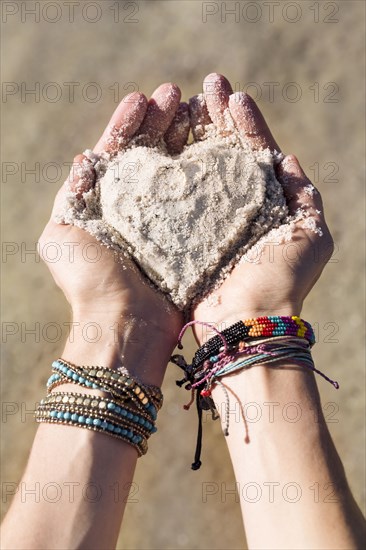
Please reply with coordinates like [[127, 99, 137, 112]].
[[2, 312, 176, 549], [212, 364, 365, 550], [2, 424, 137, 550]]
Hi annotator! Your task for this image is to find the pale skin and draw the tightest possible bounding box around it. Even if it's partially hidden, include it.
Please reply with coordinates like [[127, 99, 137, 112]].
[[2, 73, 365, 549]]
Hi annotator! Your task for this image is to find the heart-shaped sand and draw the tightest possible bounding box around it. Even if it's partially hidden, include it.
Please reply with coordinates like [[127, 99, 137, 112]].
[[58, 132, 288, 310]]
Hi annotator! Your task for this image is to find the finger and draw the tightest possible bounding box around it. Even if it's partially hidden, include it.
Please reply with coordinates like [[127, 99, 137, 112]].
[[229, 92, 280, 152], [67, 154, 95, 199], [136, 83, 181, 146], [189, 94, 212, 141], [203, 73, 233, 135], [52, 154, 96, 218], [94, 92, 148, 155], [164, 102, 190, 154], [277, 155, 324, 217]]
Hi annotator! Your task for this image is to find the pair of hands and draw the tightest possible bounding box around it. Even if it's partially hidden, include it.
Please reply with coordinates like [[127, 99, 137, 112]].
[[38, 73, 333, 380]]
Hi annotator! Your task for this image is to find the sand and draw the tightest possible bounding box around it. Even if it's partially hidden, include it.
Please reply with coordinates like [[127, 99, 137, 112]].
[[56, 126, 288, 310]]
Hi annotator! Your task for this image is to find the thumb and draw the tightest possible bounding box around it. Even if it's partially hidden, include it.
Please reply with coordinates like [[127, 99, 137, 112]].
[[277, 154, 324, 217], [51, 153, 96, 220], [277, 155, 334, 255]]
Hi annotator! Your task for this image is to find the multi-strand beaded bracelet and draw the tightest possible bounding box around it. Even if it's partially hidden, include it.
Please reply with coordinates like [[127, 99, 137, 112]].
[[35, 359, 163, 456], [171, 315, 339, 470]]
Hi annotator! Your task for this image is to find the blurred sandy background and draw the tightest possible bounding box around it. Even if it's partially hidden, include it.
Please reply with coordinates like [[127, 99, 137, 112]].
[[1, 1, 365, 548]]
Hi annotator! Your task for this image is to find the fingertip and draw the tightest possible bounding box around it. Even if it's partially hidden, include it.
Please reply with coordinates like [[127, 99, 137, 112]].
[[203, 72, 220, 87], [278, 154, 324, 216], [73, 153, 86, 164], [94, 92, 148, 155], [203, 73, 233, 135], [282, 154, 302, 171], [137, 83, 182, 146], [151, 82, 181, 105], [110, 91, 148, 125], [204, 72, 220, 80], [169, 82, 182, 100], [278, 155, 307, 183], [203, 73, 233, 94], [68, 154, 95, 198], [67, 154, 86, 190], [123, 91, 148, 108], [228, 91, 254, 112]]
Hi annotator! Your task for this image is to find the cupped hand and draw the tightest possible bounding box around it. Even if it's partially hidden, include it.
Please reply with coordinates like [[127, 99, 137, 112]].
[[190, 73, 334, 342], [38, 84, 189, 380]]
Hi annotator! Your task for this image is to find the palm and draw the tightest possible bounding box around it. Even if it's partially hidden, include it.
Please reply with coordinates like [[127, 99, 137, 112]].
[[194, 226, 330, 329]]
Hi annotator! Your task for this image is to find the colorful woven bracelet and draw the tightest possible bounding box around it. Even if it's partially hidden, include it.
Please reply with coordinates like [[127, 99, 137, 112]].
[[192, 316, 315, 369]]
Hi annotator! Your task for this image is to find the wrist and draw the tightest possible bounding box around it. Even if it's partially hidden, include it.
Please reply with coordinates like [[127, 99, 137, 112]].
[[62, 309, 180, 387]]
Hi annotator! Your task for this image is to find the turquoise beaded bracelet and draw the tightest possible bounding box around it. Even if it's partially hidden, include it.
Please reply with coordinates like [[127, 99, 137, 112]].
[[35, 360, 163, 456]]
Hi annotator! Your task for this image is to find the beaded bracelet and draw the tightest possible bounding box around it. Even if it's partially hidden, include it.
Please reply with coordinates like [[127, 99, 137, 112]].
[[36, 402, 150, 446], [35, 409, 147, 455], [35, 359, 163, 456], [171, 317, 336, 471], [47, 359, 162, 419], [38, 392, 156, 435], [49, 359, 163, 404], [39, 393, 157, 436], [190, 316, 315, 369]]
